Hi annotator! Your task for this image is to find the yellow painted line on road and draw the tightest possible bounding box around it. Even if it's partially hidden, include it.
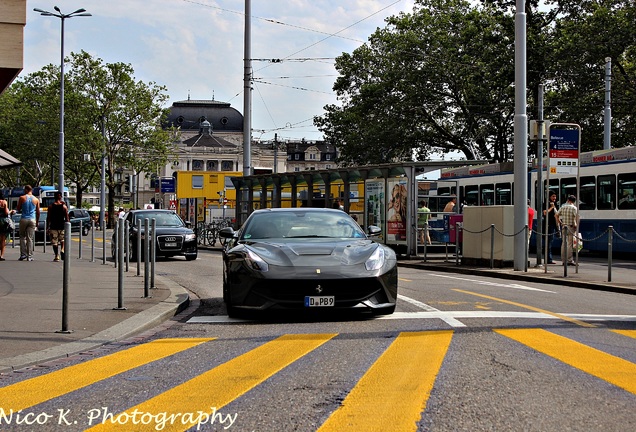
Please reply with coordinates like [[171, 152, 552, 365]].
[[87, 333, 336, 432], [453, 289, 596, 328], [318, 331, 453, 432], [398, 277, 412, 282], [0, 338, 214, 412], [611, 329, 636, 339], [496, 328, 636, 394]]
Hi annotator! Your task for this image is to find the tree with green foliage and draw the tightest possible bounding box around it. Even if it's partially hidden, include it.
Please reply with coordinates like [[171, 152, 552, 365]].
[[0, 51, 176, 225], [316, 0, 636, 164]]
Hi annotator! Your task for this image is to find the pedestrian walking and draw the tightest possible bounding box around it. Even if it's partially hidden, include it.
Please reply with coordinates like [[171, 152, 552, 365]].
[[527, 199, 535, 246], [0, 191, 16, 260], [418, 200, 431, 245], [16, 185, 40, 261], [556, 195, 579, 266], [543, 191, 559, 264], [443, 196, 457, 213], [46, 191, 69, 262]]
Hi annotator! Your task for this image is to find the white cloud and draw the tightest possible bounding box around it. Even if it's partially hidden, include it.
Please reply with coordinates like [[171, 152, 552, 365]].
[[25, 0, 413, 141]]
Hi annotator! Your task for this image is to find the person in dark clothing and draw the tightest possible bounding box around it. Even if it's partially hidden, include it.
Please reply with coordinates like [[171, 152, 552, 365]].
[[46, 191, 69, 262], [543, 191, 559, 264]]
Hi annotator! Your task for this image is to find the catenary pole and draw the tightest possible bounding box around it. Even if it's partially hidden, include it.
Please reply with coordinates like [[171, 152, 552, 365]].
[[513, 0, 528, 271]]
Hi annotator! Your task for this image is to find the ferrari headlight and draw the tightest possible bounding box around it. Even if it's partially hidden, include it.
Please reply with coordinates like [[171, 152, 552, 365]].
[[246, 249, 269, 272], [185, 233, 196, 241], [365, 246, 385, 271]]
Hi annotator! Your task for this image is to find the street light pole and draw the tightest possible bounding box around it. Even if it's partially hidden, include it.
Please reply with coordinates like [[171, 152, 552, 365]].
[[34, 6, 91, 196]]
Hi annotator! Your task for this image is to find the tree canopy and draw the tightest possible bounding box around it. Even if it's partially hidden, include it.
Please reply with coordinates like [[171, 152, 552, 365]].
[[315, 0, 636, 165], [0, 51, 176, 223]]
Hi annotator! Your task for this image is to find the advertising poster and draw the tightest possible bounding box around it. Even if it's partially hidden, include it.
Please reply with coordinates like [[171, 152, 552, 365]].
[[365, 180, 385, 240], [549, 128, 580, 175], [386, 178, 408, 243]]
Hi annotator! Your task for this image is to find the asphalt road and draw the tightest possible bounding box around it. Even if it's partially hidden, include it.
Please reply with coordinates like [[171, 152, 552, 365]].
[[0, 249, 635, 431]]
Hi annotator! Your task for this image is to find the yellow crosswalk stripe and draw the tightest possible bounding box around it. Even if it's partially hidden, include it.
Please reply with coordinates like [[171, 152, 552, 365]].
[[318, 330, 453, 432], [495, 329, 636, 395], [611, 329, 636, 340], [0, 338, 214, 412], [86, 333, 337, 432]]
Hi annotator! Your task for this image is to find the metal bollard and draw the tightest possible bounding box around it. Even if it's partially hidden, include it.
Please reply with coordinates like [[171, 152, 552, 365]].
[[608, 226, 613, 282], [78, 221, 82, 260], [136, 218, 142, 276], [115, 215, 126, 310], [57, 222, 72, 334], [455, 222, 460, 266], [490, 224, 495, 269], [125, 219, 130, 272], [524, 225, 528, 272], [90, 220, 95, 262], [563, 225, 568, 277], [151, 218, 156, 289], [102, 215, 107, 265], [114, 219, 119, 268], [144, 218, 150, 297]]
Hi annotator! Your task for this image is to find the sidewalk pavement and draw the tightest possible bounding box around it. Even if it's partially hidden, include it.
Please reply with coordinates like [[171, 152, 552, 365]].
[[1, 239, 634, 374], [0, 237, 190, 373]]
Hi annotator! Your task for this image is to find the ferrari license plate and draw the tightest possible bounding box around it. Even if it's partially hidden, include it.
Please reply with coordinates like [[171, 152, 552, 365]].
[[304, 296, 335, 307]]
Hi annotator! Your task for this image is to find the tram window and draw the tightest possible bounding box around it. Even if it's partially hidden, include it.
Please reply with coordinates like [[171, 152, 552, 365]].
[[597, 175, 616, 210], [480, 184, 495, 206], [495, 182, 512, 205], [464, 185, 479, 206], [560, 178, 576, 204], [617, 173, 636, 209], [579, 176, 595, 210], [437, 186, 456, 197]]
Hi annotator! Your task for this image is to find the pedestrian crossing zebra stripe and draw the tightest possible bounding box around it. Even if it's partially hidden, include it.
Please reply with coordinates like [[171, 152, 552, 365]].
[[0, 338, 214, 412], [495, 328, 636, 395], [86, 333, 337, 432], [611, 329, 636, 340], [318, 330, 453, 432]]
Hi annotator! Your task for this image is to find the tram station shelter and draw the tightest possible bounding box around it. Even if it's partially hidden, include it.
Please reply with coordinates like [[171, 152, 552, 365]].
[[229, 161, 484, 257]]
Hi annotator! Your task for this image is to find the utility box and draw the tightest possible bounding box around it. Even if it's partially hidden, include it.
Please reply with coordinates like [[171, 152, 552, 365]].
[[462, 206, 515, 266], [449, 214, 463, 243]]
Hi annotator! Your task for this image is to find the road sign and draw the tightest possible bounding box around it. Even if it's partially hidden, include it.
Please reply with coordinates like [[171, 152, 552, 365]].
[[160, 177, 175, 193], [549, 125, 581, 175]]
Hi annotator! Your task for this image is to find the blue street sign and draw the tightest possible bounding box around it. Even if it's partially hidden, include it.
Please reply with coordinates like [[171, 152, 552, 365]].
[[160, 177, 175, 193]]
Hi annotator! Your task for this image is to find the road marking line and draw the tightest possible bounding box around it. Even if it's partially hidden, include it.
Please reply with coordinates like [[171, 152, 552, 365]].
[[86, 333, 336, 432], [398, 277, 412, 282], [611, 329, 636, 339], [398, 294, 466, 327], [495, 328, 636, 395], [430, 273, 555, 293], [318, 331, 453, 432], [187, 312, 636, 324], [0, 338, 215, 412], [453, 289, 596, 328]]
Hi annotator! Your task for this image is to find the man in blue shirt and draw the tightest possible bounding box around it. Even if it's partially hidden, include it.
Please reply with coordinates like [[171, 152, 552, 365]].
[[16, 185, 41, 261]]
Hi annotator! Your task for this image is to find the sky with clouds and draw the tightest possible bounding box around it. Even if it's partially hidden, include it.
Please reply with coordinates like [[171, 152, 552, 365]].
[[24, 0, 415, 143]]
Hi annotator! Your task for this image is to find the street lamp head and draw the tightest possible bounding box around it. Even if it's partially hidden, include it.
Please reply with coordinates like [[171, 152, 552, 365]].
[[53, 6, 61, 13], [33, 8, 54, 16]]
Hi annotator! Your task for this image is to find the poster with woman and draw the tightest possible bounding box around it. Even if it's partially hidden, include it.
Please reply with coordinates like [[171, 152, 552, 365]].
[[386, 179, 408, 243]]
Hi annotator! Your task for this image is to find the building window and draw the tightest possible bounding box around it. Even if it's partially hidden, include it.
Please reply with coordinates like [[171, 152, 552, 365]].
[[326, 154, 331, 161], [294, 167, 300, 172], [295, 154, 300, 160], [192, 175, 204, 189]]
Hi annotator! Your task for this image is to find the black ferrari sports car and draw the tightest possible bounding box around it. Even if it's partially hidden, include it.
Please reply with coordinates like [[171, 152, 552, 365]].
[[219, 208, 398, 318]]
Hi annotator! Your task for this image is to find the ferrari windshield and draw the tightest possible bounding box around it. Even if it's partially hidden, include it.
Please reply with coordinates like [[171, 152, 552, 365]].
[[242, 210, 366, 240]]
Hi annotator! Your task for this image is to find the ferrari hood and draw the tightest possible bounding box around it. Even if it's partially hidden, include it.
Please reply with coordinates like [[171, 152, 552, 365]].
[[245, 239, 379, 267]]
